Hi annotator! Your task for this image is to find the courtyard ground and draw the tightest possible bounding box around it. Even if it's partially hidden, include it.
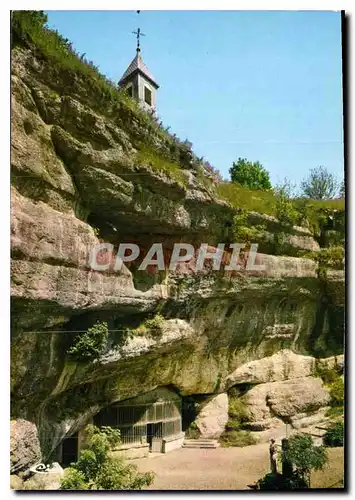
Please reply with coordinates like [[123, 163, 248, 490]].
[[135, 444, 344, 490]]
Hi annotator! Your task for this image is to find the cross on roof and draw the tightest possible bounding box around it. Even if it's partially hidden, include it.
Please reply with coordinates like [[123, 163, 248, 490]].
[[132, 27, 145, 52]]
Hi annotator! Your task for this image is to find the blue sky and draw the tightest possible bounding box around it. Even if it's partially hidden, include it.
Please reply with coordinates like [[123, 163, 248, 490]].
[[45, 10, 344, 187]]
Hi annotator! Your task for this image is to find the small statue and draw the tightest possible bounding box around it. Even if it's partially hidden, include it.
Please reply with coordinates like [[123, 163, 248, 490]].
[[269, 439, 278, 474]]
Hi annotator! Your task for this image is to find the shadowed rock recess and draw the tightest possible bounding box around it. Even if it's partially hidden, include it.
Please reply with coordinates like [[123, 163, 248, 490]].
[[11, 40, 344, 466]]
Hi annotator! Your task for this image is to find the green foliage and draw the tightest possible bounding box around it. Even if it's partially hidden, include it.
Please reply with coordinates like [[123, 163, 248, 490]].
[[257, 472, 308, 490], [125, 314, 165, 340], [144, 313, 165, 331], [329, 377, 344, 407], [325, 405, 344, 419], [67, 321, 108, 362], [219, 430, 256, 447], [323, 422, 344, 447], [300, 166, 339, 200], [274, 180, 300, 226], [60, 425, 154, 490], [310, 246, 344, 270], [315, 365, 340, 385], [228, 396, 249, 425], [283, 434, 328, 486], [232, 210, 266, 244], [185, 421, 201, 439], [229, 157, 272, 191]]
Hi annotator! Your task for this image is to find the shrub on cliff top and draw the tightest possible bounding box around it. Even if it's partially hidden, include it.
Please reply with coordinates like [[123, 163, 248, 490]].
[[229, 158, 272, 191], [67, 321, 108, 362]]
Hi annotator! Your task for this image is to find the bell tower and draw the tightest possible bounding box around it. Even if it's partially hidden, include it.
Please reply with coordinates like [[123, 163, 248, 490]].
[[118, 25, 159, 113]]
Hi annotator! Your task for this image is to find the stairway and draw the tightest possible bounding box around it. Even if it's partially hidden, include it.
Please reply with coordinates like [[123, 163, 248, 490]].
[[183, 438, 220, 449]]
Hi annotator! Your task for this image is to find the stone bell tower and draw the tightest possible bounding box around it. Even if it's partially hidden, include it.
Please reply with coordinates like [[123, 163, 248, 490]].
[[118, 27, 159, 113]]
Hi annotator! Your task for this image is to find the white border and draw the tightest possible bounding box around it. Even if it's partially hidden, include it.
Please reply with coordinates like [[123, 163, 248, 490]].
[[1, 5, 352, 499]]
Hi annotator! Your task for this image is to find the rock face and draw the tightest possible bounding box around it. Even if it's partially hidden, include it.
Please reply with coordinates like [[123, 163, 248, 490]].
[[10, 419, 42, 474], [226, 349, 344, 387], [10, 34, 345, 461], [195, 394, 229, 438], [245, 377, 330, 423]]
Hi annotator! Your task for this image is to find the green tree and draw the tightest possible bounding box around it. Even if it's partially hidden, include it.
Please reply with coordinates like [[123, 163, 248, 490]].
[[283, 434, 328, 488], [339, 179, 345, 198], [60, 425, 154, 490], [67, 321, 109, 362], [300, 166, 339, 200], [229, 157, 272, 191]]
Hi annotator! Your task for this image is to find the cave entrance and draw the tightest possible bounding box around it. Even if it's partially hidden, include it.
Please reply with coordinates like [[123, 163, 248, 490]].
[[61, 432, 78, 468], [147, 422, 163, 452]]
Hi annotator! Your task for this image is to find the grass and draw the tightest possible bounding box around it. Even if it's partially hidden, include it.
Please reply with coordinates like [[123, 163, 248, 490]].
[[216, 182, 277, 215], [135, 144, 187, 187], [217, 181, 345, 219], [12, 12, 141, 113], [217, 181, 345, 240], [310, 447, 344, 488], [325, 405, 344, 419]]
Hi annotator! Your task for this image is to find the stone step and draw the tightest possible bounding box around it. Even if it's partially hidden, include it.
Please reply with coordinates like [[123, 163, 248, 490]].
[[183, 444, 218, 449], [184, 439, 217, 443], [183, 439, 219, 449]]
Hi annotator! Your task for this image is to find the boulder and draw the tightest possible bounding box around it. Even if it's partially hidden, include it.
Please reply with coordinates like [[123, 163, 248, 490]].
[[10, 419, 42, 475], [226, 350, 317, 386], [244, 377, 330, 423], [195, 393, 229, 438], [226, 350, 345, 387]]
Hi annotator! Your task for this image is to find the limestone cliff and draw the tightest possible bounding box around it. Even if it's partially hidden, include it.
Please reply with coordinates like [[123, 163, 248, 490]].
[[11, 26, 344, 461]]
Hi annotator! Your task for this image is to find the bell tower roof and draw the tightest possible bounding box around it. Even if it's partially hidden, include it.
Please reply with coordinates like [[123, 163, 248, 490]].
[[119, 50, 159, 89]]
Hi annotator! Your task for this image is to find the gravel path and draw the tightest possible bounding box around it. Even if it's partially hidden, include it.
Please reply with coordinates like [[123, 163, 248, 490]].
[[135, 443, 271, 490], [135, 444, 344, 491]]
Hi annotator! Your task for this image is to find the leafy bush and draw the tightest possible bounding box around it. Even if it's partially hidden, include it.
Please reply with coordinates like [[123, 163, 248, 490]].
[[229, 157, 272, 191], [127, 314, 165, 339], [219, 430, 256, 447], [67, 321, 108, 362], [283, 434, 328, 487], [323, 422, 344, 447], [145, 313, 165, 331], [329, 377, 344, 407], [60, 425, 154, 490]]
